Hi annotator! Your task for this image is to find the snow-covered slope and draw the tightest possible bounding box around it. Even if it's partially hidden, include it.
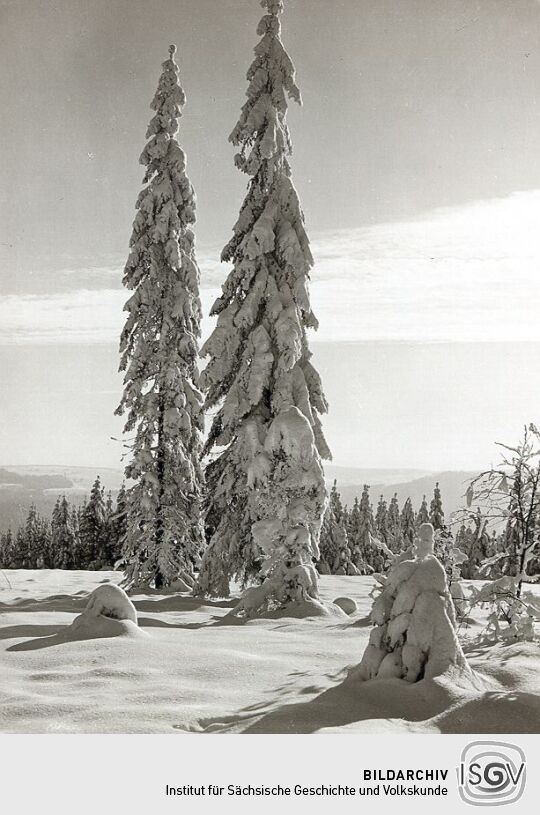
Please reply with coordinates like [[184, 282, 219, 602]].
[[0, 570, 538, 734]]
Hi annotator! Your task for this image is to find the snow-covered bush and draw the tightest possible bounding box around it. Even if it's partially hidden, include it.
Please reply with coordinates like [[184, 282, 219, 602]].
[[465, 423, 540, 592], [196, 0, 330, 605], [116, 46, 204, 589], [467, 577, 540, 643], [356, 523, 470, 682]]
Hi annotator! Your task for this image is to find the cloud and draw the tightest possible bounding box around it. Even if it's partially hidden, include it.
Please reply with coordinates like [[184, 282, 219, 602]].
[[308, 190, 540, 342], [2, 190, 540, 344]]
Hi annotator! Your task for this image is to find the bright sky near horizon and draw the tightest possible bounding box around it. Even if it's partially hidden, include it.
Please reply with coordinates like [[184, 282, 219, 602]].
[[1, 0, 540, 470]]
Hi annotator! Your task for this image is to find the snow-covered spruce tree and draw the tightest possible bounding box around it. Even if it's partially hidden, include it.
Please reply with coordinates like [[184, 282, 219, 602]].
[[318, 481, 340, 574], [198, 1, 331, 616], [108, 484, 128, 566], [386, 493, 403, 553], [375, 495, 388, 544], [400, 497, 416, 548], [117, 46, 204, 589], [23, 504, 41, 568], [317, 505, 339, 575], [51, 496, 77, 570], [347, 496, 363, 566], [13, 528, 25, 568], [429, 482, 445, 530], [79, 476, 106, 568], [348, 486, 383, 572], [0, 529, 15, 568], [318, 482, 358, 575], [69, 506, 83, 569], [416, 495, 429, 527]]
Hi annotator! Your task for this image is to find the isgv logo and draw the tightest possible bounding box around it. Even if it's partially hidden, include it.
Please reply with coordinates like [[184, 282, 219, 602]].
[[458, 741, 526, 806]]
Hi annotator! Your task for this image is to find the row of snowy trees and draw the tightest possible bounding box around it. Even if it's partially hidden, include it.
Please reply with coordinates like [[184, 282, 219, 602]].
[[0, 478, 127, 571], [115, 2, 331, 616], [318, 482, 445, 576], [317, 479, 540, 582]]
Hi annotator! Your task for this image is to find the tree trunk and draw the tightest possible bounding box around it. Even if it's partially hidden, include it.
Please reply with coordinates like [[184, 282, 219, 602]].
[[155, 393, 166, 588]]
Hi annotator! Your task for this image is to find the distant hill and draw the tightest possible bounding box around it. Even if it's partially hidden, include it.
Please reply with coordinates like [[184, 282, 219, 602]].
[[1, 465, 125, 492], [0, 465, 124, 532], [332, 470, 477, 521], [324, 465, 431, 487], [0, 463, 478, 533], [0, 467, 73, 491]]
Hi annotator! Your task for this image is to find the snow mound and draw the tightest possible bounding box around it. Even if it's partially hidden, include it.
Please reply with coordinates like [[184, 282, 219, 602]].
[[64, 584, 144, 642], [68, 614, 145, 641], [227, 591, 346, 620], [356, 523, 470, 682], [333, 597, 357, 615], [84, 584, 137, 623]]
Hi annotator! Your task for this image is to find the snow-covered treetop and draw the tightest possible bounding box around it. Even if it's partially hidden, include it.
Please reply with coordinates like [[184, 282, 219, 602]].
[[227, 0, 300, 179], [200, 0, 329, 463], [122, 44, 197, 300], [119, 43, 202, 420], [218, 0, 312, 268]]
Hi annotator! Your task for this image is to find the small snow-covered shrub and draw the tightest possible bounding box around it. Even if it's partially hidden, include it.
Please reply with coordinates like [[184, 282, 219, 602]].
[[467, 577, 540, 643], [356, 523, 470, 682]]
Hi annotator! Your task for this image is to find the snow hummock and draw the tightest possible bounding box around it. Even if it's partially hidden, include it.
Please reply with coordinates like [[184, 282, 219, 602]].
[[68, 584, 142, 641], [82, 583, 137, 623], [355, 523, 470, 682], [333, 597, 357, 615]]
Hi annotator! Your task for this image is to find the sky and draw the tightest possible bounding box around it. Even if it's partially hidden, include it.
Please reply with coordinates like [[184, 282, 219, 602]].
[[1, 0, 540, 471]]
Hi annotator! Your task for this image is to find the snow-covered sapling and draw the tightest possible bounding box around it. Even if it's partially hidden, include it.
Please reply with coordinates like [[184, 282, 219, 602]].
[[356, 523, 470, 682]]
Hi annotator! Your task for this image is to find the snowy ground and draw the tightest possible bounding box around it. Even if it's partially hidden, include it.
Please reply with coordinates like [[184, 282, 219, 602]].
[[0, 570, 538, 734]]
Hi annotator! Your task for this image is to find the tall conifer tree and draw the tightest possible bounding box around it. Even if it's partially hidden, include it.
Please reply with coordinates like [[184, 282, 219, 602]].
[[400, 497, 416, 547], [375, 495, 388, 543], [117, 46, 204, 588], [416, 495, 429, 527], [197, 1, 330, 614], [348, 486, 378, 571], [386, 493, 403, 553], [51, 496, 77, 570], [429, 482, 445, 530], [79, 476, 107, 567], [318, 482, 356, 574]]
